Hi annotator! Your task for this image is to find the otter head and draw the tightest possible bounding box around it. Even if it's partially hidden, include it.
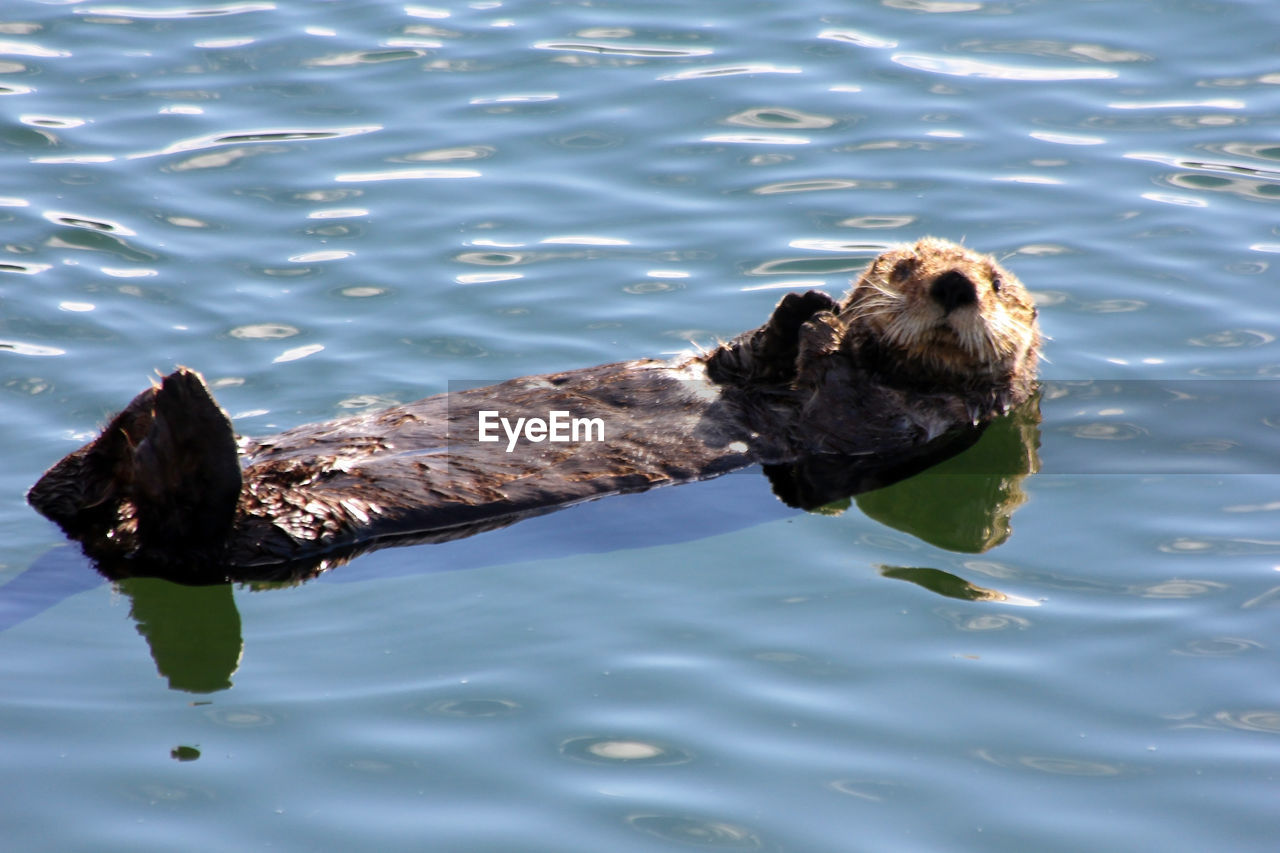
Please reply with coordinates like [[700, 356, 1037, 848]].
[[839, 237, 1039, 389]]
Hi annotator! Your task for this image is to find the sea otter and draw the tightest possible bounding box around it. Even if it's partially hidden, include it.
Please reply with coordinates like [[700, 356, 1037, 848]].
[[29, 238, 1040, 581]]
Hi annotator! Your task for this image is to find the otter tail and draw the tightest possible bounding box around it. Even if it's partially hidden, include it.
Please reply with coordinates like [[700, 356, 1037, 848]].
[[29, 368, 243, 563]]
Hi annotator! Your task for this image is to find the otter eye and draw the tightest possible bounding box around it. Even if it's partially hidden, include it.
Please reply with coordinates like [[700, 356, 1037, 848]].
[[990, 272, 1002, 294], [890, 258, 918, 282]]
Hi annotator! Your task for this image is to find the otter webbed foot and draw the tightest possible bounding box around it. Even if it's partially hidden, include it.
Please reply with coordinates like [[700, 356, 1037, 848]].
[[28, 383, 159, 530], [131, 368, 243, 555], [28, 368, 243, 563]]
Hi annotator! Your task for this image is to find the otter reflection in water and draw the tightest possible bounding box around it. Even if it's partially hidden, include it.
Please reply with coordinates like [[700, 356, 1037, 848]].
[[29, 238, 1040, 584], [39, 405, 1042, 696]]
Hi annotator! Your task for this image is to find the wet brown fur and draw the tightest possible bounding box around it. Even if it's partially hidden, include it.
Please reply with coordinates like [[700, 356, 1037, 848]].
[[29, 238, 1040, 580]]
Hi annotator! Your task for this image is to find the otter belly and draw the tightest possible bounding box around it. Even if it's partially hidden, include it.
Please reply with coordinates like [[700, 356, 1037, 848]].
[[232, 358, 759, 565], [28, 357, 764, 577]]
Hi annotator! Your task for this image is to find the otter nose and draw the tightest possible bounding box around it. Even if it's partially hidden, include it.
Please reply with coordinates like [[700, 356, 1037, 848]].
[[929, 270, 978, 314]]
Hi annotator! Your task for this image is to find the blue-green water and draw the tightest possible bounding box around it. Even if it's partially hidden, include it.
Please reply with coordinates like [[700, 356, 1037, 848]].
[[3, 1, 1280, 850]]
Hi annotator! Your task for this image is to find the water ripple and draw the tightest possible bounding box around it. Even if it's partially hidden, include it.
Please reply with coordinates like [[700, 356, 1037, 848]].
[[626, 814, 762, 848], [1214, 710, 1280, 734], [470, 93, 557, 105], [939, 610, 1033, 631], [1174, 709, 1280, 735], [305, 48, 430, 67], [535, 41, 711, 58], [1125, 150, 1280, 202], [1156, 538, 1280, 556], [752, 178, 889, 195], [405, 5, 450, 19], [840, 214, 916, 229], [884, 0, 981, 10], [747, 256, 869, 276], [956, 39, 1149, 64], [42, 211, 135, 235], [829, 778, 905, 801], [0, 38, 69, 58], [133, 125, 381, 160], [541, 235, 628, 246], [202, 706, 279, 728], [1030, 131, 1107, 146], [660, 64, 801, 81], [1188, 329, 1275, 348], [229, 323, 299, 340], [21, 115, 85, 129], [789, 238, 889, 254], [456, 249, 541, 266], [394, 145, 495, 163], [1125, 151, 1280, 183], [703, 134, 810, 146], [1135, 579, 1229, 598], [1111, 99, 1244, 111], [273, 344, 324, 364], [415, 697, 522, 718], [0, 340, 65, 357], [288, 250, 353, 263], [560, 735, 692, 765], [335, 168, 480, 182], [0, 261, 52, 275], [457, 272, 522, 284], [75, 3, 274, 18], [817, 29, 897, 49], [308, 208, 369, 220], [725, 107, 836, 130], [1172, 637, 1264, 657], [892, 53, 1118, 81], [973, 748, 1126, 776]]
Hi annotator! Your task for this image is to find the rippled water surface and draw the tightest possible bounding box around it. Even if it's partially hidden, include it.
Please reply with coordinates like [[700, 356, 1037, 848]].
[[3, 1, 1280, 851]]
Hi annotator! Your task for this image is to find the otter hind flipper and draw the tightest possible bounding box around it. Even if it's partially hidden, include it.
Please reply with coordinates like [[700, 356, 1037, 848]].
[[131, 368, 243, 554], [28, 368, 243, 562], [27, 383, 159, 529]]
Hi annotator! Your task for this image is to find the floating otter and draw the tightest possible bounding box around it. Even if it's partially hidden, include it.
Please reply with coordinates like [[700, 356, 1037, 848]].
[[29, 237, 1040, 582]]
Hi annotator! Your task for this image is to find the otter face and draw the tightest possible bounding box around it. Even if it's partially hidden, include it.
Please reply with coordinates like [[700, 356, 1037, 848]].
[[840, 237, 1039, 380]]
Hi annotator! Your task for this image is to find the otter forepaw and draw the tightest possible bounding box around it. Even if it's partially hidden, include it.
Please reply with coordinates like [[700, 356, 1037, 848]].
[[795, 313, 844, 385], [765, 290, 839, 346]]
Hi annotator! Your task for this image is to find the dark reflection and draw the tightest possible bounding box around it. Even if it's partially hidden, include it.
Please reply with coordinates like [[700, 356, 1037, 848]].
[[854, 395, 1041, 552], [9, 399, 1041, 692], [171, 745, 201, 762], [879, 566, 1010, 603], [118, 577, 242, 693]]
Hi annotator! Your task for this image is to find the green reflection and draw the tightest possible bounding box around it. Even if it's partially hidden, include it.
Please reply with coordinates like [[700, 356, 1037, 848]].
[[855, 397, 1041, 553], [878, 566, 1007, 603], [117, 578, 243, 693]]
